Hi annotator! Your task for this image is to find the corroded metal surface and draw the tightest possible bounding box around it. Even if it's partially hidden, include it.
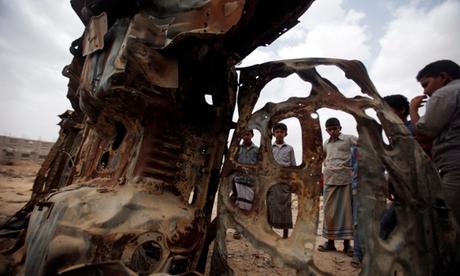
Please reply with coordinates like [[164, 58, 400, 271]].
[[1, 0, 458, 275], [1, 0, 315, 275], [213, 58, 459, 275]]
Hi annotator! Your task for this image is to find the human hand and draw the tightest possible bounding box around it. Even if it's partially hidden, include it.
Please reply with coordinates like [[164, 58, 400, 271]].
[[386, 191, 394, 201], [410, 95, 427, 111]]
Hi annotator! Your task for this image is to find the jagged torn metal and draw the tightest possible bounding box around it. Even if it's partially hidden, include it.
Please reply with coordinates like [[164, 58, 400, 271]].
[[212, 58, 458, 275]]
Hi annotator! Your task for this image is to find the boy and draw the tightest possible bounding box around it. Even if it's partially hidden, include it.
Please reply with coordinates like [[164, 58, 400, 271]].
[[384, 94, 433, 155], [318, 118, 356, 255], [234, 130, 259, 207], [383, 94, 414, 135], [410, 59, 460, 224], [232, 129, 259, 239], [267, 123, 296, 239], [379, 94, 412, 241]]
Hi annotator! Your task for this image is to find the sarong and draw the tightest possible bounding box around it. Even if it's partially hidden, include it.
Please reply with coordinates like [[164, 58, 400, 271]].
[[234, 176, 254, 210], [267, 183, 293, 229], [322, 184, 353, 240]]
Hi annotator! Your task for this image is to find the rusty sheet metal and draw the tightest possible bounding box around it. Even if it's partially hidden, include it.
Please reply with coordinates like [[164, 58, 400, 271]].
[[212, 58, 459, 275], [157, 0, 245, 38], [82, 12, 107, 56], [2, 0, 315, 274], [24, 186, 205, 275], [70, 0, 314, 60], [122, 14, 179, 88], [78, 0, 245, 53], [2, 0, 459, 275], [78, 15, 179, 125]]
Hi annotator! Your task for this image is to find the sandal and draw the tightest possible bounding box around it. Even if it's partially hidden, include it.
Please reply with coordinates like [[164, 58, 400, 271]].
[[317, 242, 337, 252], [351, 259, 361, 268]]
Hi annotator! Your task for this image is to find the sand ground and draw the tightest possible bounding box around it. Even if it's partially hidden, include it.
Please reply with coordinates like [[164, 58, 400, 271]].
[[0, 161, 38, 225], [0, 161, 360, 275], [210, 194, 360, 276]]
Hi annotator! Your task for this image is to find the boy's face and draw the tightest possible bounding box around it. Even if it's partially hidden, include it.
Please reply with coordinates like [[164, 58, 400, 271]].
[[419, 74, 449, 97], [273, 128, 286, 143], [242, 131, 253, 144], [326, 125, 341, 139], [391, 107, 407, 121]]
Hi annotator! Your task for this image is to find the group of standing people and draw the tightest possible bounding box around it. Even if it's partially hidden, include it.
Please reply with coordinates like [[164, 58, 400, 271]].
[[410, 60, 460, 226], [233, 123, 296, 239], [318, 59, 460, 268], [232, 59, 460, 269]]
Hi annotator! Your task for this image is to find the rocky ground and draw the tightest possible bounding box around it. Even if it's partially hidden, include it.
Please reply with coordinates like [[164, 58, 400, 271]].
[[0, 161, 360, 275]]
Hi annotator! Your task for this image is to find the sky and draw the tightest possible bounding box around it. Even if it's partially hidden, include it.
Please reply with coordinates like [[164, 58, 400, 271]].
[[0, 0, 459, 163]]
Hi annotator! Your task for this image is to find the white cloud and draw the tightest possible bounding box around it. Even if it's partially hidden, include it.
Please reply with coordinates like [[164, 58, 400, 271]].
[[299, 0, 351, 29], [278, 23, 370, 61], [240, 0, 460, 147], [239, 0, 372, 145], [0, 0, 82, 141], [243, 0, 371, 63], [1, 0, 458, 147], [371, 0, 460, 98]]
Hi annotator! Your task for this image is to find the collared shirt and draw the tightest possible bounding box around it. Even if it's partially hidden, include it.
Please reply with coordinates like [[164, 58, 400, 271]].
[[237, 143, 259, 164], [235, 143, 259, 185], [404, 120, 414, 136], [323, 133, 357, 185], [416, 79, 460, 170], [272, 142, 296, 166]]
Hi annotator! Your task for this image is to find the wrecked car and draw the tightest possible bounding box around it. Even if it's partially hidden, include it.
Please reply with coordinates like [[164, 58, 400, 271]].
[[1, 0, 458, 275]]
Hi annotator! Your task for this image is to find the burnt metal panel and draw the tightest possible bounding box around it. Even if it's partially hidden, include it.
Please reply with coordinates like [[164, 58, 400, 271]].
[[1, 1, 458, 276], [212, 58, 458, 275], [82, 12, 107, 56]]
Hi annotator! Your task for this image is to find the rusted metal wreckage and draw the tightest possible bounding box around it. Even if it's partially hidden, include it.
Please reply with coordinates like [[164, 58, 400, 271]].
[[1, 0, 459, 275]]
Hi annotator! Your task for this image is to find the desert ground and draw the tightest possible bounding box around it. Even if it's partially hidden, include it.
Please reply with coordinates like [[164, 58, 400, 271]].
[[0, 161, 39, 225], [0, 161, 359, 275]]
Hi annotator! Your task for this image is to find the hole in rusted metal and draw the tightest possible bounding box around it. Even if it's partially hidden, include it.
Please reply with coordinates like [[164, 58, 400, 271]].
[[204, 94, 213, 106], [235, 129, 261, 161], [267, 183, 296, 238], [254, 75, 311, 111], [271, 118, 302, 166], [230, 129, 260, 211], [168, 257, 189, 275], [365, 108, 390, 146], [131, 241, 162, 274], [112, 121, 127, 150], [99, 151, 110, 169], [188, 186, 197, 205], [316, 65, 363, 98], [317, 108, 357, 142]]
